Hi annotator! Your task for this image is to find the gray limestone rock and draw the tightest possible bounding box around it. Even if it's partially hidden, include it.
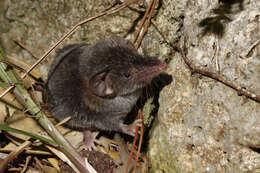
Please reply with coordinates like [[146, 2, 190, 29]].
[[148, 0, 260, 172]]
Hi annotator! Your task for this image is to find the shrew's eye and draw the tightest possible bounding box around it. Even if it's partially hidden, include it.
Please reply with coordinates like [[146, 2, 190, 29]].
[[123, 72, 131, 78]]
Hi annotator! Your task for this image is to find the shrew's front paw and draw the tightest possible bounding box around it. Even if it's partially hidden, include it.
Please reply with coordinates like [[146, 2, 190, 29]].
[[120, 119, 142, 136]]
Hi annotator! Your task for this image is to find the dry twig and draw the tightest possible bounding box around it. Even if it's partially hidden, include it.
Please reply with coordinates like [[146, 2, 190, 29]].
[[12, 39, 38, 60], [134, 0, 158, 49], [179, 42, 260, 103], [133, 0, 154, 43], [124, 110, 143, 173], [133, 110, 144, 173], [0, 59, 38, 81], [0, 141, 32, 173], [152, 20, 260, 103]]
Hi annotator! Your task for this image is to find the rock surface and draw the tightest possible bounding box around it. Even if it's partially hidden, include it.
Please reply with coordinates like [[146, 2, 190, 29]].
[[148, 0, 260, 172]]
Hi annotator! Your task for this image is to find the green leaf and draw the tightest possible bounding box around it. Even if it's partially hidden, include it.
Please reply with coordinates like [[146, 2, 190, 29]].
[[0, 124, 57, 147]]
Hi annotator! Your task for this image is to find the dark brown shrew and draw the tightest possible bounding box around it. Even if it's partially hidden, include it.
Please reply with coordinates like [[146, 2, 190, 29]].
[[46, 36, 167, 149]]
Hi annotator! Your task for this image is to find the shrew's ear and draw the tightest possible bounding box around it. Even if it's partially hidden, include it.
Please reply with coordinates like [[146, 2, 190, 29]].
[[89, 71, 115, 97]]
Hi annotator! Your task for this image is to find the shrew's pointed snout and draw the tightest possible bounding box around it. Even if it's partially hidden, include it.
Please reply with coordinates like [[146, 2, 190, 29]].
[[132, 59, 167, 83]]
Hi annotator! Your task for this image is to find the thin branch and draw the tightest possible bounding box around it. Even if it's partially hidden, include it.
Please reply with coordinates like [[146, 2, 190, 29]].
[[152, 20, 260, 103], [124, 110, 142, 173], [135, 0, 158, 48], [240, 39, 260, 59], [0, 59, 38, 81], [127, 5, 145, 13], [179, 42, 260, 103], [12, 39, 38, 60], [151, 19, 179, 51], [133, 0, 154, 44], [0, 86, 14, 98], [0, 98, 23, 111], [0, 141, 32, 173], [133, 110, 144, 173]]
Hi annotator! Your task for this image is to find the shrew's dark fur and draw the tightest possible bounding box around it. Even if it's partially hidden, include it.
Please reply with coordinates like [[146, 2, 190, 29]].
[[47, 36, 167, 135]]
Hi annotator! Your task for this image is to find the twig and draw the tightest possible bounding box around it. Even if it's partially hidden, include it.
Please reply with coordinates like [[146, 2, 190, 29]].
[[21, 156, 32, 173], [0, 97, 23, 112], [0, 59, 38, 81], [0, 59, 27, 73], [136, 0, 158, 48], [133, 0, 154, 44], [0, 0, 140, 99], [124, 110, 142, 173], [127, 5, 145, 13], [152, 21, 260, 103], [4, 104, 10, 117], [240, 39, 260, 59], [151, 20, 179, 51], [212, 38, 220, 72], [0, 141, 32, 173], [55, 116, 71, 127], [133, 110, 144, 173], [34, 156, 44, 171], [179, 42, 260, 102], [12, 39, 38, 60], [7, 168, 22, 172], [0, 86, 14, 98]]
